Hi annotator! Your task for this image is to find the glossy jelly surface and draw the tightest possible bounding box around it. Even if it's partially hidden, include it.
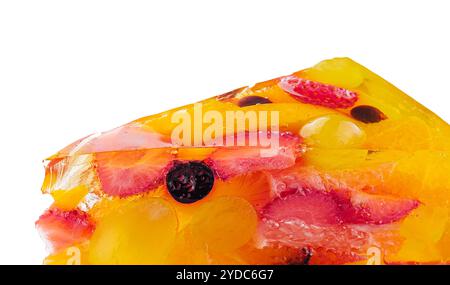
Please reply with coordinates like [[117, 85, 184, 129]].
[[37, 58, 450, 264]]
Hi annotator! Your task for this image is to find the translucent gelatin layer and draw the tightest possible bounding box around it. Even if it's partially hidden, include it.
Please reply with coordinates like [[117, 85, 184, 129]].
[[37, 58, 450, 265]]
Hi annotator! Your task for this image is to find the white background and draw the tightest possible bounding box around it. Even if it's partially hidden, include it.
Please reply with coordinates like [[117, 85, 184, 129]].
[[0, 0, 449, 265]]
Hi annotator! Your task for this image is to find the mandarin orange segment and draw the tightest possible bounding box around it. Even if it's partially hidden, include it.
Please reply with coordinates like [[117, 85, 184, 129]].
[[37, 57, 450, 264], [51, 186, 90, 210]]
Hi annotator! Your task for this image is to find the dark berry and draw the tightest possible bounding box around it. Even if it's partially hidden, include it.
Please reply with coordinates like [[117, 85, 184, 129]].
[[237, 96, 272, 107], [350, 105, 387, 123], [166, 161, 214, 204]]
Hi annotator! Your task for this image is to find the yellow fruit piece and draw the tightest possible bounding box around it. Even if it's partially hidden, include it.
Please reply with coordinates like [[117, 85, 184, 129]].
[[400, 206, 448, 244], [88, 197, 178, 264], [364, 116, 432, 151], [246, 103, 337, 133], [190, 196, 257, 253], [350, 91, 403, 120], [51, 186, 89, 210], [384, 151, 450, 203], [304, 149, 369, 170], [296, 57, 364, 89], [142, 100, 336, 140], [175, 147, 216, 160], [304, 148, 409, 171], [300, 114, 366, 149]]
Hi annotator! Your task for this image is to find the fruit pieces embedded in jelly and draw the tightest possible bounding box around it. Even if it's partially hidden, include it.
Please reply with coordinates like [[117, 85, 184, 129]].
[[88, 197, 178, 265], [93, 131, 301, 197], [299, 114, 366, 149], [190, 196, 258, 253], [95, 149, 172, 197], [166, 161, 215, 204], [279, 75, 359, 109], [37, 57, 450, 265], [36, 208, 95, 253], [237, 96, 273, 107], [350, 105, 387, 124], [205, 132, 301, 179]]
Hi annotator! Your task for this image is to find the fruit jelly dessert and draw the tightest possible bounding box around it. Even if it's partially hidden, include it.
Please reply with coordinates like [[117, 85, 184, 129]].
[[37, 58, 450, 265]]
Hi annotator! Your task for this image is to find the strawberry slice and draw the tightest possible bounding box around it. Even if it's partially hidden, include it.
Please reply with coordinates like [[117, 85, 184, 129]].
[[95, 132, 301, 197], [95, 149, 172, 197], [262, 191, 343, 225], [345, 191, 420, 225], [279, 75, 358, 109], [262, 189, 418, 226], [259, 191, 413, 264], [259, 164, 419, 264], [259, 193, 371, 264], [206, 132, 302, 179], [269, 165, 419, 225], [36, 208, 95, 253]]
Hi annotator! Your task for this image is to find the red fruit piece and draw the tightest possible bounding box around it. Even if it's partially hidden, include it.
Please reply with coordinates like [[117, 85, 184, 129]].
[[259, 189, 416, 264], [95, 132, 301, 197], [278, 75, 358, 109], [259, 193, 370, 264], [262, 191, 343, 225], [262, 190, 418, 226], [269, 166, 419, 225], [95, 149, 172, 197], [345, 191, 420, 225], [206, 132, 302, 179], [36, 208, 94, 253]]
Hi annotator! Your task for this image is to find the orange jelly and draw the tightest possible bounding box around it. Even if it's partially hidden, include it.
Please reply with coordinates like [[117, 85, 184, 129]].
[[37, 58, 450, 264]]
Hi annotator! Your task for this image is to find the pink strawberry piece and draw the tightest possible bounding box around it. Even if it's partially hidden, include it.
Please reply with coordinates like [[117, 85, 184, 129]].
[[268, 166, 419, 225], [206, 132, 302, 179], [278, 75, 358, 109], [345, 191, 420, 225], [95, 149, 172, 197], [36, 208, 95, 253], [259, 189, 416, 264], [262, 189, 418, 226], [95, 132, 301, 197], [259, 193, 370, 264], [262, 191, 344, 225]]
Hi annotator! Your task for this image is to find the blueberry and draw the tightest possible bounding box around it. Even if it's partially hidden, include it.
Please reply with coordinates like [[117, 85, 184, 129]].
[[350, 105, 387, 123], [166, 161, 214, 204], [238, 96, 272, 107]]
